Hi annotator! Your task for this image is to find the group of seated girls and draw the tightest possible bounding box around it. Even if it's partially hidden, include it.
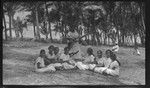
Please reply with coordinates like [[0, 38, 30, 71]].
[[35, 45, 121, 77]]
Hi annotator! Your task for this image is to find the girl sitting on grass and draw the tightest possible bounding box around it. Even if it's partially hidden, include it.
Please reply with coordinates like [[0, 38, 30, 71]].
[[94, 50, 120, 76], [50, 46, 63, 70], [47, 45, 55, 59], [76, 47, 96, 70], [102, 53, 121, 76], [94, 50, 104, 67], [60, 47, 77, 70], [35, 49, 56, 73], [94, 50, 113, 74]]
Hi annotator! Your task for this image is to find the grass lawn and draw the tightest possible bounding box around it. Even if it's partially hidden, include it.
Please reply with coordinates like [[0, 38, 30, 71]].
[[3, 40, 145, 85]]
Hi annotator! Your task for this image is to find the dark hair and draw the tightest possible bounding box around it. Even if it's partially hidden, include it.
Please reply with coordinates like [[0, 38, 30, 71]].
[[87, 47, 94, 56], [97, 50, 102, 54], [39, 49, 46, 57], [97, 50, 102, 58], [64, 47, 69, 51], [67, 41, 74, 49], [64, 47, 69, 54], [106, 49, 112, 54], [54, 47, 59, 55], [106, 49, 112, 55], [48, 45, 54, 50], [110, 53, 121, 66]]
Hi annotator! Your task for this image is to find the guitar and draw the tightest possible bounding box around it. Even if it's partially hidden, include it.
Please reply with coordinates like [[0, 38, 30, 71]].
[[69, 50, 79, 57]]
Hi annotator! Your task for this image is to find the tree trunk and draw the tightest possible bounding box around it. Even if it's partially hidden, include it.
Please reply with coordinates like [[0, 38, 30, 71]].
[[92, 33, 94, 45], [44, 1, 48, 40], [46, 4, 53, 42], [35, 4, 40, 40], [3, 13, 7, 40], [104, 32, 107, 45], [96, 32, 100, 46], [8, 15, 12, 39], [48, 21, 53, 42], [142, 14, 145, 32], [131, 34, 134, 46], [140, 33, 145, 46], [33, 24, 36, 38], [134, 34, 137, 46]]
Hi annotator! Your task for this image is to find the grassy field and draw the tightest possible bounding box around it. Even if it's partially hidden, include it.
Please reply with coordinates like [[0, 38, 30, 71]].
[[3, 40, 145, 85]]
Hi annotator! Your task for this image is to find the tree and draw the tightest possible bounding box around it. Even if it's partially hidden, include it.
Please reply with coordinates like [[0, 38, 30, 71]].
[[26, 11, 36, 37], [21, 2, 46, 40], [3, 5, 8, 40], [3, 2, 22, 39], [12, 17, 28, 38]]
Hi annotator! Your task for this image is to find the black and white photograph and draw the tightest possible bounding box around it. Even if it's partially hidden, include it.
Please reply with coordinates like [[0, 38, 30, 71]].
[[2, 1, 145, 85]]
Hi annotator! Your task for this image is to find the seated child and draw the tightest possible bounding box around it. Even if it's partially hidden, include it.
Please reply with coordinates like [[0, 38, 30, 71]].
[[60, 47, 76, 70], [94, 50, 104, 67], [59, 47, 70, 61], [51, 47, 63, 69], [54, 47, 61, 60], [102, 53, 120, 76], [58, 47, 64, 56], [68, 41, 84, 61], [47, 45, 55, 59], [94, 50, 113, 74], [35, 49, 56, 73], [76, 47, 96, 70]]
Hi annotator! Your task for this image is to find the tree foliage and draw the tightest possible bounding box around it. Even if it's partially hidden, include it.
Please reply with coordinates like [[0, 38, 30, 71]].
[[3, 1, 145, 46]]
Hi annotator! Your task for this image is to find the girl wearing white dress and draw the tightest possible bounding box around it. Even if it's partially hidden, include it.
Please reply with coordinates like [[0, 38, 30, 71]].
[[94, 50, 120, 76], [59, 47, 76, 70], [47, 45, 55, 59], [68, 41, 84, 61], [35, 49, 56, 73], [102, 53, 121, 76], [94, 50, 112, 74], [95, 50, 104, 67], [51, 47, 63, 70], [76, 47, 96, 70]]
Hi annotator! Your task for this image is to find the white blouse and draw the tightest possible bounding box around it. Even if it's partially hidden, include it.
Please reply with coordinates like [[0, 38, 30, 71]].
[[103, 58, 112, 68], [84, 55, 95, 63], [35, 57, 45, 69], [109, 60, 120, 71], [96, 57, 105, 65], [47, 53, 55, 59], [59, 53, 70, 61]]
